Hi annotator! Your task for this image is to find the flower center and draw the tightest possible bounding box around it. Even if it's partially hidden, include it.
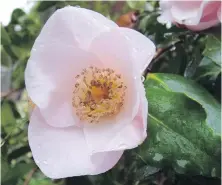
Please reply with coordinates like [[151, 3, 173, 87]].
[[72, 66, 127, 123]]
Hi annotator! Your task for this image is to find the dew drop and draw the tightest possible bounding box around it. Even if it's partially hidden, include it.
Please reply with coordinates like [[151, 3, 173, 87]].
[[141, 76, 145, 82], [35, 160, 40, 164], [170, 46, 176, 51], [118, 143, 127, 149], [133, 48, 137, 52], [125, 35, 130, 40], [164, 32, 172, 38], [43, 160, 48, 165]]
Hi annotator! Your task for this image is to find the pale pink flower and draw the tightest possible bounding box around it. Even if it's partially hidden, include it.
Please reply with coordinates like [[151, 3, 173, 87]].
[[158, 0, 221, 31], [25, 7, 155, 178]]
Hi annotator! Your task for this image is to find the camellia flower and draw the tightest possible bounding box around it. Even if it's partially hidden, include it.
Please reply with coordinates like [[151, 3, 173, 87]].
[[25, 6, 155, 178], [158, 0, 221, 31]]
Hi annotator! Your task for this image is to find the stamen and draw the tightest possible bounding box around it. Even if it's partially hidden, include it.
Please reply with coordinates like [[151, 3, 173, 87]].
[[72, 66, 127, 123]]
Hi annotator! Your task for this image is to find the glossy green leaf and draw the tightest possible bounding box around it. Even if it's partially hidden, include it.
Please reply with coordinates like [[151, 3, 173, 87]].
[[138, 73, 221, 177], [146, 73, 221, 134], [203, 35, 221, 66]]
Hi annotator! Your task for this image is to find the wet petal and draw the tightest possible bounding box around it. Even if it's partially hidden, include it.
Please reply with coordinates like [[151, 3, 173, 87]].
[[28, 108, 123, 178]]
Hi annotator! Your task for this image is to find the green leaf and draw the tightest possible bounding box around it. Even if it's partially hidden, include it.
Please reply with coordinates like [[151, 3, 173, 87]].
[[36, 1, 58, 12], [194, 57, 221, 81], [127, 1, 146, 10], [1, 46, 12, 67], [1, 100, 21, 134], [2, 163, 35, 185], [203, 35, 221, 66], [135, 165, 160, 182], [1, 157, 10, 183], [147, 73, 220, 134], [1, 24, 11, 45], [139, 73, 221, 177]]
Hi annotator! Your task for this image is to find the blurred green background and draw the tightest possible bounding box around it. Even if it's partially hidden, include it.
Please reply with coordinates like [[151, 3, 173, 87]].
[[1, 1, 221, 185]]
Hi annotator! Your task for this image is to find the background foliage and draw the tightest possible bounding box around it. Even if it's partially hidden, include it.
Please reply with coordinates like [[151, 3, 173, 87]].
[[1, 1, 221, 185]]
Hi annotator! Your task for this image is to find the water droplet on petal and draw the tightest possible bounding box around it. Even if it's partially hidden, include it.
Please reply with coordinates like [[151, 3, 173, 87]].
[[125, 35, 130, 40], [133, 48, 137, 52], [118, 143, 127, 149], [35, 160, 40, 164], [43, 160, 48, 165], [141, 76, 145, 82]]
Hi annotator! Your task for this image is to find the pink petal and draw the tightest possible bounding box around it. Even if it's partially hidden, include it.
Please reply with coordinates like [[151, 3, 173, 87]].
[[84, 83, 147, 154], [34, 6, 117, 50], [218, 7, 221, 22], [201, 1, 221, 19], [25, 42, 102, 127], [118, 28, 156, 73], [28, 108, 123, 178], [89, 28, 141, 123], [39, 91, 79, 128], [170, 1, 203, 24], [157, 10, 174, 24], [185, 19, 219, 31]]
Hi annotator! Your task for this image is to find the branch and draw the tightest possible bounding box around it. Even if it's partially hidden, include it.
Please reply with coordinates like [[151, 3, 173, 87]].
[[143, 40, 183, 76], [1, 87, 24, 99], [23, 168, 37, 185]]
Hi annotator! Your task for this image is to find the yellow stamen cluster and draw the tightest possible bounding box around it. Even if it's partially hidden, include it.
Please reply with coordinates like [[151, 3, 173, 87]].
[[72, 66, 127, 123]]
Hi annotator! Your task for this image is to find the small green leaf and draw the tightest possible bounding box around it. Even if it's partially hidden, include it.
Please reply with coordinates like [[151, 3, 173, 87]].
[[139, 73, 221, 177], [203, 35, 221, 66], [1, 46, 12, 67], [36, 1, 58, 12], [135, 165, 160, 182], [127, 1, 146, 10], [1, 100, 21, 134], [1, 24, 11, 45], [2, 163, 35, 185], [1, 157, 10, 183], [194, 57, 221, 81]]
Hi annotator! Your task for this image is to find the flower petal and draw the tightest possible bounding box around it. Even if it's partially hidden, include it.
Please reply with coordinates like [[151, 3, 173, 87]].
[[39, 91, 79, 128], [217, 7, 221, 22], [118, 27, 156, 73], [170, 1, 203, 24], [89, 28, 141, 124], [28, 108, 123, 178], [34, 6, 117, 50], [84, 82, 147, 155], [185, 19, 219, 31], [157, 10, 173, 24], [25, 42, 102, 127]]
